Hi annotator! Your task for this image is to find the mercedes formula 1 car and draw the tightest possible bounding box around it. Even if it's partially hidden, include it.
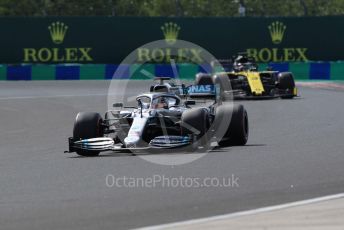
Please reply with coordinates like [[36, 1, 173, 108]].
[[66, 83, 248, 157], [195, 53, 298, 99]]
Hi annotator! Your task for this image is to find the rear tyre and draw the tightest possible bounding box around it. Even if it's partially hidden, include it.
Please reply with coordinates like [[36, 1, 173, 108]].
[[212, 74, 232, 102], [73, 112, 103, 157], [217, 104, 248, 147], [195, 73, 213, 85], [278, 72, 295, 99]]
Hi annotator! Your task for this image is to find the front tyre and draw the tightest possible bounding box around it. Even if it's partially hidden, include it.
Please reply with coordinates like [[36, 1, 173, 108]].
[[73, 112, 103, 157], [181, 108, 209, 148], [217, 104, 248, 147], [278, 72, 296, 99]]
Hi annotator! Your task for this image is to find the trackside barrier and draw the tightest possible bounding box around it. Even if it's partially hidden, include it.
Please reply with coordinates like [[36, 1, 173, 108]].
[[0, 62, 343, 81]]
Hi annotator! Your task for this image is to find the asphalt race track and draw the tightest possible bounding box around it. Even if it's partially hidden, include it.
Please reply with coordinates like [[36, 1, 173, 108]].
[[0, 80, 344, 230]]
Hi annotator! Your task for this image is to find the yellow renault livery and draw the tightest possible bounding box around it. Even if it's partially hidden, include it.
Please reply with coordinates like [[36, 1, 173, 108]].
[[195, 53, 298, 99]]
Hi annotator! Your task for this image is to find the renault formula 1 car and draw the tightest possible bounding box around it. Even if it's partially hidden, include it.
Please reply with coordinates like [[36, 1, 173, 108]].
[[195, 53, 298, 99], [67, 84, 248, 157]]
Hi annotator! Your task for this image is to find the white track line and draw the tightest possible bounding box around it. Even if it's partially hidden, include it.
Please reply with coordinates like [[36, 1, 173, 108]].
[[137, 193, 344, 230], [296, 81, 344, 90]]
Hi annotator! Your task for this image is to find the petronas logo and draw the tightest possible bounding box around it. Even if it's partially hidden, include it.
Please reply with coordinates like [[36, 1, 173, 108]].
[[161, 22, 180, 45], [268, 21, 286, 44], [48, 21, 68, 44]]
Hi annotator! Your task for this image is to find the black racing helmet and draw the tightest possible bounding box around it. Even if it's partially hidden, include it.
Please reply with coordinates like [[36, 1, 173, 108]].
[[233, 53, 258, 72]]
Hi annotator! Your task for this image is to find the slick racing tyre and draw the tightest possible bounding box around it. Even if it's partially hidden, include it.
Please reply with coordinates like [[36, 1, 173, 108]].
[[73, 112, 103, 157], [181, 108, 209, 147], [195, 73, 231, 102], [217, 104, 248, 147], [212, 74, 232, 102], [195, 73, 213, 85], [278, 72, 296, 99]]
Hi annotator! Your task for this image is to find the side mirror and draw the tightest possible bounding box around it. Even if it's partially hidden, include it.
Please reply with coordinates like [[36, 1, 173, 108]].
[[113, 103, 123, 108], [185, 100, 196, 106]]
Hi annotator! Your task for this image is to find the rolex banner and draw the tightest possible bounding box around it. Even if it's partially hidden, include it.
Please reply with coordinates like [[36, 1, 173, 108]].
[[1, 16, 344, 64]]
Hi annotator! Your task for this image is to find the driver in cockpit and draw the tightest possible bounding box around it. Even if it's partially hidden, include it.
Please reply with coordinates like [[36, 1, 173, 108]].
[[152, 97, 168, 109]]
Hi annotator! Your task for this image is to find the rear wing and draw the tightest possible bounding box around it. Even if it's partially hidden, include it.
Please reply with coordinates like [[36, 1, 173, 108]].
[[186, 84, 215, 96], [150, 77, 221, 101], [181, 84, 221, 101]]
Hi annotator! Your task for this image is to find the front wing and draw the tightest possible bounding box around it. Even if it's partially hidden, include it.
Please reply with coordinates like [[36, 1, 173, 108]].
[[230, 87, 298, 100], [66, 135, 193, 153]]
